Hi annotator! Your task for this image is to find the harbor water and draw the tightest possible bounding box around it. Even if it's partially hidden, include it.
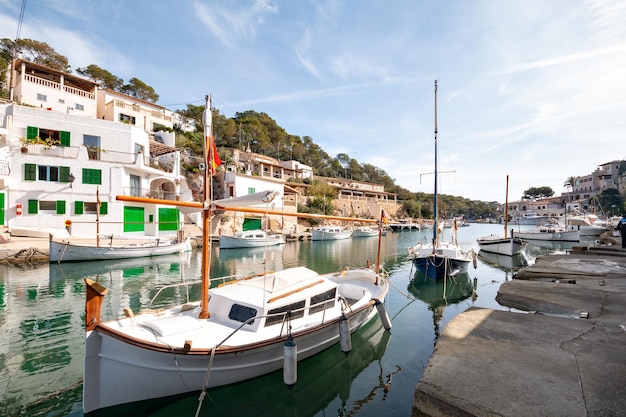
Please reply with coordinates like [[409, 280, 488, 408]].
[[0, 223, 567, 417]]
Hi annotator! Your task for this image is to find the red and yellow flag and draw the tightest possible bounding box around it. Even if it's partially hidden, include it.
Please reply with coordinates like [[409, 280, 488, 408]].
[[208, 132, 222, 175]]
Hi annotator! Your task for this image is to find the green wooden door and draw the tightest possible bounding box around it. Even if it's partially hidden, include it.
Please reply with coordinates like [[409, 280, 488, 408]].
[[123, 206, 145, 232]]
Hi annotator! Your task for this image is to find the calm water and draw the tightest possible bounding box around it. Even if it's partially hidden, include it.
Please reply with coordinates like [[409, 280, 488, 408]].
[[0, 223, 563, 417]]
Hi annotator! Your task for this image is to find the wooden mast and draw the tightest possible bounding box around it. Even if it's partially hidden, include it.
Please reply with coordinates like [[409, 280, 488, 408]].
[[432, 80, 439, 252], [504, 175, 509, 239], [199, 95, 212, 319]]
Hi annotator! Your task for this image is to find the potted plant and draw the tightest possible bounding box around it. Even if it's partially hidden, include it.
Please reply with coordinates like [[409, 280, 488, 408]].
[[19, 137, 28, 153]]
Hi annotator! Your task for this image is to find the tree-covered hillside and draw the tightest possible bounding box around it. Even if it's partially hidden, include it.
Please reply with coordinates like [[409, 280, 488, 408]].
[[0, 38, 503, 220]]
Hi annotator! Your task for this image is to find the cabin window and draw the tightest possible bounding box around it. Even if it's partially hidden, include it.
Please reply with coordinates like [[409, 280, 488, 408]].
[[247, 187, 255, 194], [75, 103, 84, 111], [229, 304, 257, 325], [309, 288, 336, 315], [266, 301, 306, 327], [37, 93, 47, 102]]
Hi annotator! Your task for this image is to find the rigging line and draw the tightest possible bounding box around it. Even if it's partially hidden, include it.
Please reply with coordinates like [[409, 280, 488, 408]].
[[16, 0, 27, 40]]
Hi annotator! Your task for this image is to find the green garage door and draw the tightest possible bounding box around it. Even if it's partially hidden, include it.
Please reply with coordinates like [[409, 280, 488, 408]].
[[123, 206, 145, 232], [158, 208, 180, 231]]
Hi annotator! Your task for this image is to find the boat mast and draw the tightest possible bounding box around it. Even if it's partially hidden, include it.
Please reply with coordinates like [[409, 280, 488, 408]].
[[199, 95, 213, 319], [432, 80, 439, 251], [504, 175, 509, 239]]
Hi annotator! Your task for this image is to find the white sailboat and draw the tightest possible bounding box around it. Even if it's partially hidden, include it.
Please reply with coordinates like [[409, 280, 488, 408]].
[[477, 175, 525, 256], [407, 81, 475, 279], [82, 96, 392, 414]]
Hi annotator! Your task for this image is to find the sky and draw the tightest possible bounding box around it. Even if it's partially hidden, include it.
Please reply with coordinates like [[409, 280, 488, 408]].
[[1, 0, 625, 203]]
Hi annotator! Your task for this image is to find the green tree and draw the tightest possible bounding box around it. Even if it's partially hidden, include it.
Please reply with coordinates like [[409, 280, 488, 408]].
[[521, 186, 554, 200], [596, 188, 625, 216], [76, 64, 124, 90], [1, 38, 70, 71], [121, 77, 159, 102]]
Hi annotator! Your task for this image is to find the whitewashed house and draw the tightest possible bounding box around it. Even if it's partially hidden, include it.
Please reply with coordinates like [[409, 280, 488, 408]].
[[0, 59, 188, 238]]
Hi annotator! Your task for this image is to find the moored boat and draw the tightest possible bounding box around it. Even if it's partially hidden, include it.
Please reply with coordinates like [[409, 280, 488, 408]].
[[477, 175, 526, 256], [352, 226, 384, 237], [407, 81, 476, 279], [311, 225, 352, 241], [219, 229, 285, 249], [82, 96, 391, 414], [49, 235, 191, 263], [512, 221, 579, 242]]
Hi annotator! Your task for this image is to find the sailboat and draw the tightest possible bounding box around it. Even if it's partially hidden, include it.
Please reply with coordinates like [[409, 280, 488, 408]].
[[82, 95, 392, 414], [407, 81, 475, 280], [476, 175, 525, 256]]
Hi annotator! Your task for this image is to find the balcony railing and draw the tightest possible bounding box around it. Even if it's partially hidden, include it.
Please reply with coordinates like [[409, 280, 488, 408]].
[[23, 74, 95, 100]]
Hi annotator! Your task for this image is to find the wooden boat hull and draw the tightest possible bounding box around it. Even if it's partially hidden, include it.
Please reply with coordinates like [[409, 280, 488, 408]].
[[49, 237, 191, 262], [83, 267, 389, 413], [476, 235, 525, 256]]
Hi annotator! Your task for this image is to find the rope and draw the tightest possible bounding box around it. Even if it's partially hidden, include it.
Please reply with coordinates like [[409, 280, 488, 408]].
[[195, 346, 217, 417]]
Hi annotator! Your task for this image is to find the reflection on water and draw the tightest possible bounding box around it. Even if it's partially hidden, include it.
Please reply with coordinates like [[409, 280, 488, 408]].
[[477, 250, 529, 273], [408, 272, 476, 343]]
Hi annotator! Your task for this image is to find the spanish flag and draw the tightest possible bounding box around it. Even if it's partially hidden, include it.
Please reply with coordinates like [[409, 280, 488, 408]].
[[209, 132, 222, 175]]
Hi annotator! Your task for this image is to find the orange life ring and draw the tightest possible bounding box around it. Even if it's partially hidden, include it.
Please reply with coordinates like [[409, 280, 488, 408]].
[[64, 219, 72, 227]]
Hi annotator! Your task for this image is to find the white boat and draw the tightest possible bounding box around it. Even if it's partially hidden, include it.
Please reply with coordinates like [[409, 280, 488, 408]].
[[566, 216, 610, 237], [477, 176, 526, 256], [49, 235, 191, 263], [407, 81, 476, 280], [82, 96, 392, 414], [352, 226, 383, 237], [311, 225, 352, 241], [512, 212, 549, 225], [219, 229, 285, 249], [388, 219, 420, 231], [512, 220, 579, 242]]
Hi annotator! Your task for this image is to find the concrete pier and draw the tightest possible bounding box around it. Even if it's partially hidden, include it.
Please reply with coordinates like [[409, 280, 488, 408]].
[[413, 246, 626, 417]]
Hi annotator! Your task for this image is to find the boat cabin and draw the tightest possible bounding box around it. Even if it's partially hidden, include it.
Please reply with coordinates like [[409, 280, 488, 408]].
[[209, 267, 355, 332]]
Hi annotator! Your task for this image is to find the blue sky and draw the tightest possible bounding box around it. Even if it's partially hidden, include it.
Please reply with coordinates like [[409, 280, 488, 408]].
[[2, 0, 625, 203]]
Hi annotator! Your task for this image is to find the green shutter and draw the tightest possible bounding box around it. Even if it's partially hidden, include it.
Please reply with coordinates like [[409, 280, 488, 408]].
[[99, 201, 108, 215], [24, 164, 36, 181], [26, 126, 38, 140], [60, 131, 70, 147], [74, 201, 84, 215], [60, 166, 70, 183], [56, 200, 66, 215], [82, 168, 102, 185], [28, 199, 38, 214]]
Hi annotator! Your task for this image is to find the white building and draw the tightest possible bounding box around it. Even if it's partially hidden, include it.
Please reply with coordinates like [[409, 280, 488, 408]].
[[0, 60, 187, 238]]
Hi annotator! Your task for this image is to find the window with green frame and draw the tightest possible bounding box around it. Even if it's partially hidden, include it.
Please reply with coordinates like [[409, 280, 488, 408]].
[[28, 200, 66, 214], [26, 126, 70, 146], [82, 168, 102, 185], [248, 187, 256, 194], [74, 201, 108, 215], [25, 164, 72, 183]]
